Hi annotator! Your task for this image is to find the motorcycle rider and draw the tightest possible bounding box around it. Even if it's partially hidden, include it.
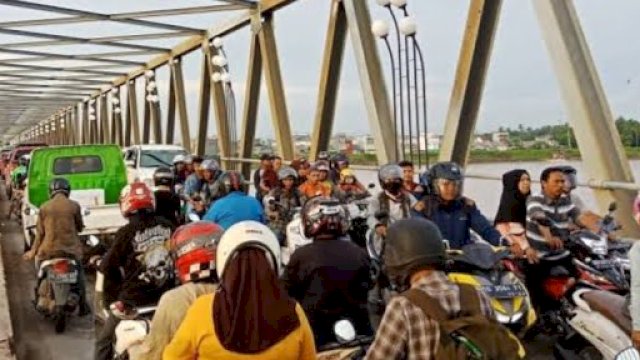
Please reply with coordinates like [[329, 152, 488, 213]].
[[183, 155, 204, 221], [203, 171, 265, 230], [152, 167, 181, 228], [95, 181, 174, 360], [630, 195, 640, 349], [368, 163, 416, 259], [137, 221, 223, 360], [200, 159, 223, 206], [337, 168, 369, 201], [298, 163, 333, 202], [23, 178, 90, 316], [413, 161, 502, 249], [11, 154, 29, 189], [398, 160, 426, 199], [172, 154, 188, 186], [164, 221, 316, 359], [265, 167, 302, 245], [330, 153, 350, 184], [253, 153, 273, 203], [365, 218, 524, 360], [283, 196, 373, 348]]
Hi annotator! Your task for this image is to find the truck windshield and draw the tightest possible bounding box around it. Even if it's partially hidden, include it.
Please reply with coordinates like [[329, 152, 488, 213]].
[[140, 150, 186, 168]]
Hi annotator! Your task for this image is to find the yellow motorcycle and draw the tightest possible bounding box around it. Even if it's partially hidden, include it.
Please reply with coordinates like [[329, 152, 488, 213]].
[[446, 242, 536, 337]]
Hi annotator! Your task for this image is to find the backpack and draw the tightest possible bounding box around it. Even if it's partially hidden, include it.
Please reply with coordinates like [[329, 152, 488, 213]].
[[402, 284, 525, 360]]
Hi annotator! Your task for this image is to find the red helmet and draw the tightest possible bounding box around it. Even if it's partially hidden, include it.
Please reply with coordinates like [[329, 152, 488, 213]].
[[169, 221, 223, 284], [120, 181, 155, 217], [301, 196, 349, 239]]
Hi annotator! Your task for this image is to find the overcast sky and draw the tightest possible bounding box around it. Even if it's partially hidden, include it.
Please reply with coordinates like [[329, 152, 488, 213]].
[[1, 0, 640, 140]]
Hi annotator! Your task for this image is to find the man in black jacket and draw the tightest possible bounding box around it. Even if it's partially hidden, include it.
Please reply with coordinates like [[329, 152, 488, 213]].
[[282, 196, 373, 348], [253, 153, 272, 203]]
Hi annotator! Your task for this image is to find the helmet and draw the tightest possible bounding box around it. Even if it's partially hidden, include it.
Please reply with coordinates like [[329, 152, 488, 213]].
[[19, 154, 30, 167], [172, 154, 186, 165], [201, 159, 220, 173], [216, 221, 281, 279], [301, 196, 349, 239], [378, 163, 403, 195], [278, 166, 298, 181], [340, 168, 356, 183], [384, 218, 445, 288], [218, 171, 246, 197], [153, 167, 174, 187], [169, 221, 223, 284], [332, 153, 349, 168], [315, 161, 330, 173], [49, 178, 71, 198], [317, 151, 330, 161], [428, 161, 464, 196], [120, 181, 155, 217]]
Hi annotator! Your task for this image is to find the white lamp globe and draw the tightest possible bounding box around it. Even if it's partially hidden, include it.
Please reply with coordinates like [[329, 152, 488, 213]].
[[114, 107, 121, 114], [144, 70, 154, 78], [146, 82, 157, 92], [212, 37, 224, 48], [111, 98, 120, 105], [371, 20, 390, 38], [211, 72, 222, 82], [215, 55, 228, 67], [88, 115, 96, 121], [376, 0, 391, 6], [146, 94, 153, 102], [390, 0, 407, 7], [151, 95, 159, 103], [221, 72, 231, 83], [88, 107, 95, 115], [399, 16, 417, 35]]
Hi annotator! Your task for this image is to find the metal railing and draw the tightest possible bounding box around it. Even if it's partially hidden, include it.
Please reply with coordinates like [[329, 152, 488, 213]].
[[221, 156, 640, 192]]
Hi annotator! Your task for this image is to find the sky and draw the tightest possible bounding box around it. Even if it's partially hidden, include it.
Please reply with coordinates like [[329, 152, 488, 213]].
[[1, 0, 640, 140]]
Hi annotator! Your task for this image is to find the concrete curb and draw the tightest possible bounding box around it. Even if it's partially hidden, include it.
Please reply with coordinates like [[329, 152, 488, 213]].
[[0, 236, 15, 360]]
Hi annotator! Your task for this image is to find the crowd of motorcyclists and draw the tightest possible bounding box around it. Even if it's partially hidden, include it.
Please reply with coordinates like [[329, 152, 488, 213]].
[[9, 147, 640, 359]]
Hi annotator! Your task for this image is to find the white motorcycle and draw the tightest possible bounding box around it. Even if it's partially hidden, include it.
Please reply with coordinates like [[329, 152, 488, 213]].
[[112, 303, 156, 360]]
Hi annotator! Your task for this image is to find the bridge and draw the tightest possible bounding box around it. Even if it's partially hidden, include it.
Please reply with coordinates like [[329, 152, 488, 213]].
[[0, 0, 637, 358]]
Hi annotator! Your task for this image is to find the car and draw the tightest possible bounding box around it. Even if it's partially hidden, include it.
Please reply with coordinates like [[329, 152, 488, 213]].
[[22, 144, 129, 250], [123, 144, 189, 187], [4, 142, 47, 198]]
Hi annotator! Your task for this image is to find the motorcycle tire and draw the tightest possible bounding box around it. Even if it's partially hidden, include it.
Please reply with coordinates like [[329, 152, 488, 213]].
[[54, 306, 66, 333]]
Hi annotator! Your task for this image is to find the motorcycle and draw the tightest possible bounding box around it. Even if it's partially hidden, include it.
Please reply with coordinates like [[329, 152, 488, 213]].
[[445, 241, 536, 337], [112, 303, 156, 360], [35, 255, 83, 333], [317, 319, 373, 360], [344, 199, 370, 250]]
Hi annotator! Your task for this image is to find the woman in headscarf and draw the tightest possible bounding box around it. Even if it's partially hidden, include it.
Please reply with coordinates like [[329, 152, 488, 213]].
[[494, 169, 538, 263], [163, 221, 316, 360]]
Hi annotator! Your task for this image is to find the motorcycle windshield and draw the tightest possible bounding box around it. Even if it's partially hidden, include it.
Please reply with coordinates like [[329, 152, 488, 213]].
[[450, 243, 508, 271]]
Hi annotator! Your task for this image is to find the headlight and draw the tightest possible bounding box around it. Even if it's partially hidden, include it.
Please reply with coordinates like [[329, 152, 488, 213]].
[[495, 311, 524, 324]]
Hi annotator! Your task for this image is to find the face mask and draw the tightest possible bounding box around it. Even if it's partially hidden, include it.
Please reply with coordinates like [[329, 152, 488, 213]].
[[386, 181, 403, 195]]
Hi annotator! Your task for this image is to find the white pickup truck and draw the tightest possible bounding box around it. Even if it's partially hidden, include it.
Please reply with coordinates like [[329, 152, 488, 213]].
[[123, 144, 189, 187]]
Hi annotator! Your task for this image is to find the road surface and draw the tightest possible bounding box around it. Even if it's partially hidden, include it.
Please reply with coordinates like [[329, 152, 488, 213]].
[[0, 192, 94, 360]]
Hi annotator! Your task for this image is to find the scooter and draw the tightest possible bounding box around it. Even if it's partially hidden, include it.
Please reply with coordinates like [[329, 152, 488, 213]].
[[317, 319, 373, 360], [35, 255, 83, 333], [112, 302, 157, 360], [446, 241, 537, 337]]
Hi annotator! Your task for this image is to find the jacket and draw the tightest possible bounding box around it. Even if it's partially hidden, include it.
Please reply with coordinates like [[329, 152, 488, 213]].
[[162, 293, 316, 360], [367, 191, 416, 258], [413, 195, 501, 249], [135, 282, 216, 360], [282, 238, 373, 348], [202, 191, 265, 230], [33, 193, 84, 260], [265, 187, 302, 236], [154, 190, 181, 229], [183, 174, 202, 198]]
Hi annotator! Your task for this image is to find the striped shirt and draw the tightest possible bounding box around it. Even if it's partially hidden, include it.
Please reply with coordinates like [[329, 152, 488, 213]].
[[526, 193, 580, 249]]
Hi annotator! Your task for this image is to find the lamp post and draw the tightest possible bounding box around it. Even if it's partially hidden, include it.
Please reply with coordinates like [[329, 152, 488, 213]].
[[211, 37, 238, 159]]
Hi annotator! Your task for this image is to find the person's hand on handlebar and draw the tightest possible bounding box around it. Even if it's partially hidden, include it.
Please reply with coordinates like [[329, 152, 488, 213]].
[[524, 247, 540, 264], [547, 236, 564, 250], [509, 242, 525, 258]]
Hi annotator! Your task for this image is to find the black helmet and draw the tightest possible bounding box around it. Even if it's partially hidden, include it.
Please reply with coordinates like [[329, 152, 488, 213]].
[[378, 163, 403, 196], [301, 196, 349, 239], [332, 153, 349, 168], [218, 171, 247, 197], [19, 154, 30, 167], [384, 218, 445, 288], [49, 178, 71, 198], [154, 167, 174, 187], [428, 161, 464, 197]]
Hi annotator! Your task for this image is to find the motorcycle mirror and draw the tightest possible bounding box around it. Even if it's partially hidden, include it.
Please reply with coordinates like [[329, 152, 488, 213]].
[[614, 347, 640, 360], [333, 319, 356, 343], [374, 210, 389, 221], [443, 239, 451, 250], [188, 213, 200, 222], [87, 235, 100, 247], [368, 183, 376, 189], [609, 202, 617, 212]]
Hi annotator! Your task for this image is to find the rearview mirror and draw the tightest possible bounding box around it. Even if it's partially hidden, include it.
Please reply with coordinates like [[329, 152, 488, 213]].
[[87, 235, 100, 247], [614, 347, 640, 360], [333, 319, 356, 343], [609, 202, 617, 212], [24, 207, 38, 216], [368, 183, 376, 189]]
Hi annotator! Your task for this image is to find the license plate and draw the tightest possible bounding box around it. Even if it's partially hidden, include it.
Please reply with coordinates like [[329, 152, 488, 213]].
[[591, 259, 614, 269], [49, 271, 78, 284], [482, 284, 526, 299]]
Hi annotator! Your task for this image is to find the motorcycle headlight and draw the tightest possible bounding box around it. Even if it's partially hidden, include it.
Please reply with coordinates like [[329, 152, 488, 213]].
[[495, 310, 524, 324]]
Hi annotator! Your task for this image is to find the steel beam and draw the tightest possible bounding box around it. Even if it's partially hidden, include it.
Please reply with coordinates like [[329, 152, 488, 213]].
[[127, 80, 140, 145], [0, 80, 96, 92], [533, 0, 639, 236], [238, 31, 262, 178], [0, 73, 108, 85], [342, 0, 395, 164], [208, 45, 232, 168], [166, 68, 176, 145], [0, 61, 124, 77], [0, 47, 143, 66], [142, 76, 151, 144], [171, 59, 191, 149], [439, 0, 502, 166], [196, 44, 212, 155], [309, 0, 347, 160], [258, 14, 294, 160], [99, 94, 109, 143], [1, 31, 193, 49]]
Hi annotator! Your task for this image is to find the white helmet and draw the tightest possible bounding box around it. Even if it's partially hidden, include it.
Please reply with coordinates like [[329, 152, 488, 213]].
[[216, 221, 281, 279], [172, 154, 186, 165]]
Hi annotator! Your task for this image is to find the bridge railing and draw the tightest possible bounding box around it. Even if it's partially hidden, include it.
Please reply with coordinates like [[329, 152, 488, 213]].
[[220, 157, 640, 192]]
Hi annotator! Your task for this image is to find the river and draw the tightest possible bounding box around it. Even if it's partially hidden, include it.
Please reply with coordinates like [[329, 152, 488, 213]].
[[353, 160, 640, 218]]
